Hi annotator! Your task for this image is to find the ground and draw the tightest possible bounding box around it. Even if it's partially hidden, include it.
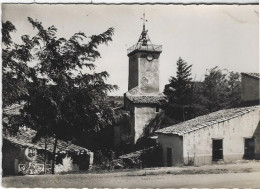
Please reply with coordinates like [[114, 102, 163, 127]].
[[3, 161, 260, 188]]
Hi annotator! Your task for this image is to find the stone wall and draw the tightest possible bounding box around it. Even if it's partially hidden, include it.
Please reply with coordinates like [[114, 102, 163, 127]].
[[128, 52, 160, 94], [128, 54, 139, 91], [134, 104, 158, 143], [2, 140, 93, 176], [2, 140, 53, 176], [139, 53, 159, 94], [124, 98, 136, 144], [158, 134, 183, 166], [183, 107, 260, 166]]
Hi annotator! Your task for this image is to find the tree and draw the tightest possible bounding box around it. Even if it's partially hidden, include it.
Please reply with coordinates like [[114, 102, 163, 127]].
[[2, 21, 33, 108], [201, 67, 229, 112], [2, 21, 36, 136], [164, 57, 193, 121], [4, 17, 122, 174], [227, 71, 241, 107], [2, 21, 16, 46], [196, 67, 241, 113]]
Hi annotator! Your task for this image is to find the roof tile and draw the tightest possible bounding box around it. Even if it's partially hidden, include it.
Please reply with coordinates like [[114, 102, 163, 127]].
[[241, 72, 260, 79], [156, 106, 259, 136], [4, 128, 91, 155], [125, 87, 165, 104]]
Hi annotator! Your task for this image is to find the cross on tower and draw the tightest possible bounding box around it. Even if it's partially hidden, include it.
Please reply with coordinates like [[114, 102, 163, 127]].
[[141, 12, 148, 31], [139, 12, 149, 46]]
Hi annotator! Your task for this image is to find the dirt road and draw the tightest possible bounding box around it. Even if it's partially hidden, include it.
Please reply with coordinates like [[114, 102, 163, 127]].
[[3, 171, 260, 188]]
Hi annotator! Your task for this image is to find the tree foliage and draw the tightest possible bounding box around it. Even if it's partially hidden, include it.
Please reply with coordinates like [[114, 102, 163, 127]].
[[2, 21, 16, 46], [161, 62, 241, 129], [202, 67, 230, 112], [21, 17, 119, 138], [193, 67, 241, 113], [164, 57, 192, 105], [164, 57, 193, 121], [2, 21, 33, 108], [227, 71, 241, 107], [3, 18, 123, 173]]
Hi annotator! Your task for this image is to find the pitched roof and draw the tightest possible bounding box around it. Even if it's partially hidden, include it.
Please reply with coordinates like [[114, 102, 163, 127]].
[[125, 87, 165, 104], [4, 128, 91, 155], [119, 146, 155, 159], [155, 106, 259, 136], [241, 72, 260, 79]]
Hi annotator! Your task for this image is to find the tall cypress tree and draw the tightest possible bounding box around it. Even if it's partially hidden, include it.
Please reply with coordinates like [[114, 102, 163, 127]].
[[164, 57, 192, 121]]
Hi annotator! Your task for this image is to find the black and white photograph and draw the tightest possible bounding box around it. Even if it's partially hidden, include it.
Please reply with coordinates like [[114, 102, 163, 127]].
[[1, 2, 260, 188]]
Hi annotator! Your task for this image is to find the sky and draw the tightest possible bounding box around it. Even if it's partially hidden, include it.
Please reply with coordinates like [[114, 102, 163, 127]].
[[2, 4, 259, 96]]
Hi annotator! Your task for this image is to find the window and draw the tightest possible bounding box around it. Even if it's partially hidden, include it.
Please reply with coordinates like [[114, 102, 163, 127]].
[[212, 139, 223, 161], [156, 106, 160, 113]]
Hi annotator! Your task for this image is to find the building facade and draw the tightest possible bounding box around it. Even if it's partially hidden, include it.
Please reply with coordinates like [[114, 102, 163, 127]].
[[156, 106, 260, 166]]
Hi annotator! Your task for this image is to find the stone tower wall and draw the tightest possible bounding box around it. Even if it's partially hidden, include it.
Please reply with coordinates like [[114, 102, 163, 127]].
[[128, 54, 139, 91], [139, 54, 159, 94]]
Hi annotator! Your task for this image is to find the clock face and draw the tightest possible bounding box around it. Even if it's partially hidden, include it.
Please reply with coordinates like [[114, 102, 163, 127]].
[[146, 54, 153, 61]]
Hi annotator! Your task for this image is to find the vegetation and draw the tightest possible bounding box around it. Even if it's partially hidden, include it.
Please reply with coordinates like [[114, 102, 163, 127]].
[[164, 57, 193, 121], [148, 59, 242, 136], [2, 21, 32, 109], [193, 67, 241, 114], [164, 57, 192, 106], [2, 18, 123, 173]]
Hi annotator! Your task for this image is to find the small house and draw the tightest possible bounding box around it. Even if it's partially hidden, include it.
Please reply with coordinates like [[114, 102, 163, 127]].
[[2, 104, 93, 176], [156, 106, 260, 166], [3, 128, 93, 176]]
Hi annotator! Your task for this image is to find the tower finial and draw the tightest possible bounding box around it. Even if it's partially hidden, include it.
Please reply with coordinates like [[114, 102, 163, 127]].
[[138, 12, 149, 46], [141, 12, 147, 31]]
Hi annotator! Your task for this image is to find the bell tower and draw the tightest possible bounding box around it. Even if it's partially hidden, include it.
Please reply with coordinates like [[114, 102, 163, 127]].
[[127, 13, 162, 94], [124, 13, 164, 144]]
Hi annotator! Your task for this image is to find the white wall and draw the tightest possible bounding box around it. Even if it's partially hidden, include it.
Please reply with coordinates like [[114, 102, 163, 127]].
[[183, 107, 260, 166]]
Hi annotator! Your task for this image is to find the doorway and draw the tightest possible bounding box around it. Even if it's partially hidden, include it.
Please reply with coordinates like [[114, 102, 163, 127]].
[[244, 138, 255, 159], [212, 139, 223, 161], [166, 147, 172, 166]]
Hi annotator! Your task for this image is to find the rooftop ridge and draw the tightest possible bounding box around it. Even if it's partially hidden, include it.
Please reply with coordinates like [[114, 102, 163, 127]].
[[156, 106, 259, 136], [241, 72, 260, 79]]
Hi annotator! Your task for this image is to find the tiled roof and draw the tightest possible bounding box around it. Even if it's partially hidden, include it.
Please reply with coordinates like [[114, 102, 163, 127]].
[[4, 128, 91, 155], [241, 72, 260, 79], [125, 95, 165, 104], [125, 87, 166, 104], [156, 106, 259, 136], [119, 146, 155, 159]]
